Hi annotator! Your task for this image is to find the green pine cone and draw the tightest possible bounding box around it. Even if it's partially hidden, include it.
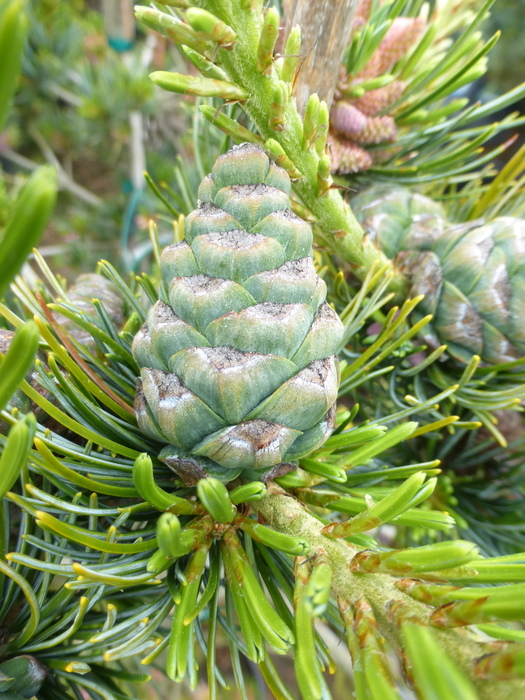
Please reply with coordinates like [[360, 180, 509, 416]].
[[409, 217, 525, 364], [53, 273, 126, 351], [352, 186, 525, 364], [351, 185, 447, 259], [133, 144, 344, 481], [0, 655, 47, 698]]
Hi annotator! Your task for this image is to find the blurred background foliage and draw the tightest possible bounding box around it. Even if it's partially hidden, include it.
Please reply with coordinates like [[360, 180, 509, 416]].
[[485, 0, 525, 94], [1, 0, 191, 278]]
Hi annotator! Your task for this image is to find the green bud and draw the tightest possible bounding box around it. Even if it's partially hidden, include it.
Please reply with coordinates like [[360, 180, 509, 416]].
[[150, 71, 249, 101], [0, 166, 57, 299], [185, 8, 236, 47], [239, 517, 309, 556], [300, 457, 347, 483], [167, 543, 209, 682], [294, 559, 331, 699], [269, 81, 288, 132], [350, 540, 479, 575], [305, 552, 333, 616], [406, 477, 437, 509], [315, 101, 330, 155], [281, 26, 301, 84], [273, 56, 283, 79], [134, 6, 206, 52], [120, 311, 143, 336], [0, 321, 39, 414], [199, 105, 264, 147], [302, 94, 320, 149], [346, 74, 395, 96], [132, 453, 198, 514], [276, 468, 321, 489], [181, 46, 228, 80], [257, 7, 280, 75], [322, 472, 426, 537], [0, 414, 35, 500], [147, 549, 172, 573], [264, 138, 303, 179], [157, 512, 195, 558], [230, 481, 267, 504], [223, 530, 295, 653], [197, 477, 236, 523], [399, 108, 429, 125], [346, 85, 365, 98], [317, 153, 332, 196], [431, 586, 525, 627], [0, 0, 28, 133], [183, 551, 220, 625]]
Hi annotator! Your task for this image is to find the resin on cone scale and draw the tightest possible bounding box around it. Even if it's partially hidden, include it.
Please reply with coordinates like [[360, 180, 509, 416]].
[[133, 144, 344, 482]]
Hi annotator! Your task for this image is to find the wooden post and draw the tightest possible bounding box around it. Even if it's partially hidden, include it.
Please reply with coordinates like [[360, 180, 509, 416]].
[[101, 0, 135, 52], [283, 0, 358, 112]]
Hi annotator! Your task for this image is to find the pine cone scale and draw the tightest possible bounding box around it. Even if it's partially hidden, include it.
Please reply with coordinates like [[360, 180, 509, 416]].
[[168, 346, 298, 424]]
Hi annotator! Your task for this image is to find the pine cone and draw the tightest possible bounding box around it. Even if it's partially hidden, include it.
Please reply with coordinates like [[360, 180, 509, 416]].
[[352, 79, 406, 117], [133, 144, 344, 482], [53, 274, 126, 352], [351, 185, 447, 258], [328, 135, 373, 174], [359, 17, 425, 78], [352, 187, 525, 364], [330, 10, 424, 175], [330, 101, 396, 146], [354, 0, 373, 27], [405, 218, 525, 364]]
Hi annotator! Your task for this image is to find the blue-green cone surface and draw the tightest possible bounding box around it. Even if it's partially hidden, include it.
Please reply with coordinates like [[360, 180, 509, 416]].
[[133, 144, 344, 480], [352, 186, 525, 365]]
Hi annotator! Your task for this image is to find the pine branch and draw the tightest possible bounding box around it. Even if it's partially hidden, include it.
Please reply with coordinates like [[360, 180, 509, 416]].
[[136, 2, 407, 297], [254, 483, 525, 700]]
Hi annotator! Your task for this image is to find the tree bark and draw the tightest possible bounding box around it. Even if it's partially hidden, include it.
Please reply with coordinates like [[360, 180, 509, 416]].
[[283, 0, 358, 112]]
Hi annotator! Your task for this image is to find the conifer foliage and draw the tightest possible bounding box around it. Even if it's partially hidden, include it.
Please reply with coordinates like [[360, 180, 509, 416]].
[[2, 1, 525, 700]]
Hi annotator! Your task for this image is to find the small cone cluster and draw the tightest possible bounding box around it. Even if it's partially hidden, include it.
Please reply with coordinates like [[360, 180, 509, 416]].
[[352, 185, 525, 364], [133, 144, 344, 481], [329, 1, 424, 174]]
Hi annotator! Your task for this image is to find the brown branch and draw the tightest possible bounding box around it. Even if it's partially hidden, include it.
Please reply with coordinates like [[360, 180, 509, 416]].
[[283, 0, 358, 112]]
